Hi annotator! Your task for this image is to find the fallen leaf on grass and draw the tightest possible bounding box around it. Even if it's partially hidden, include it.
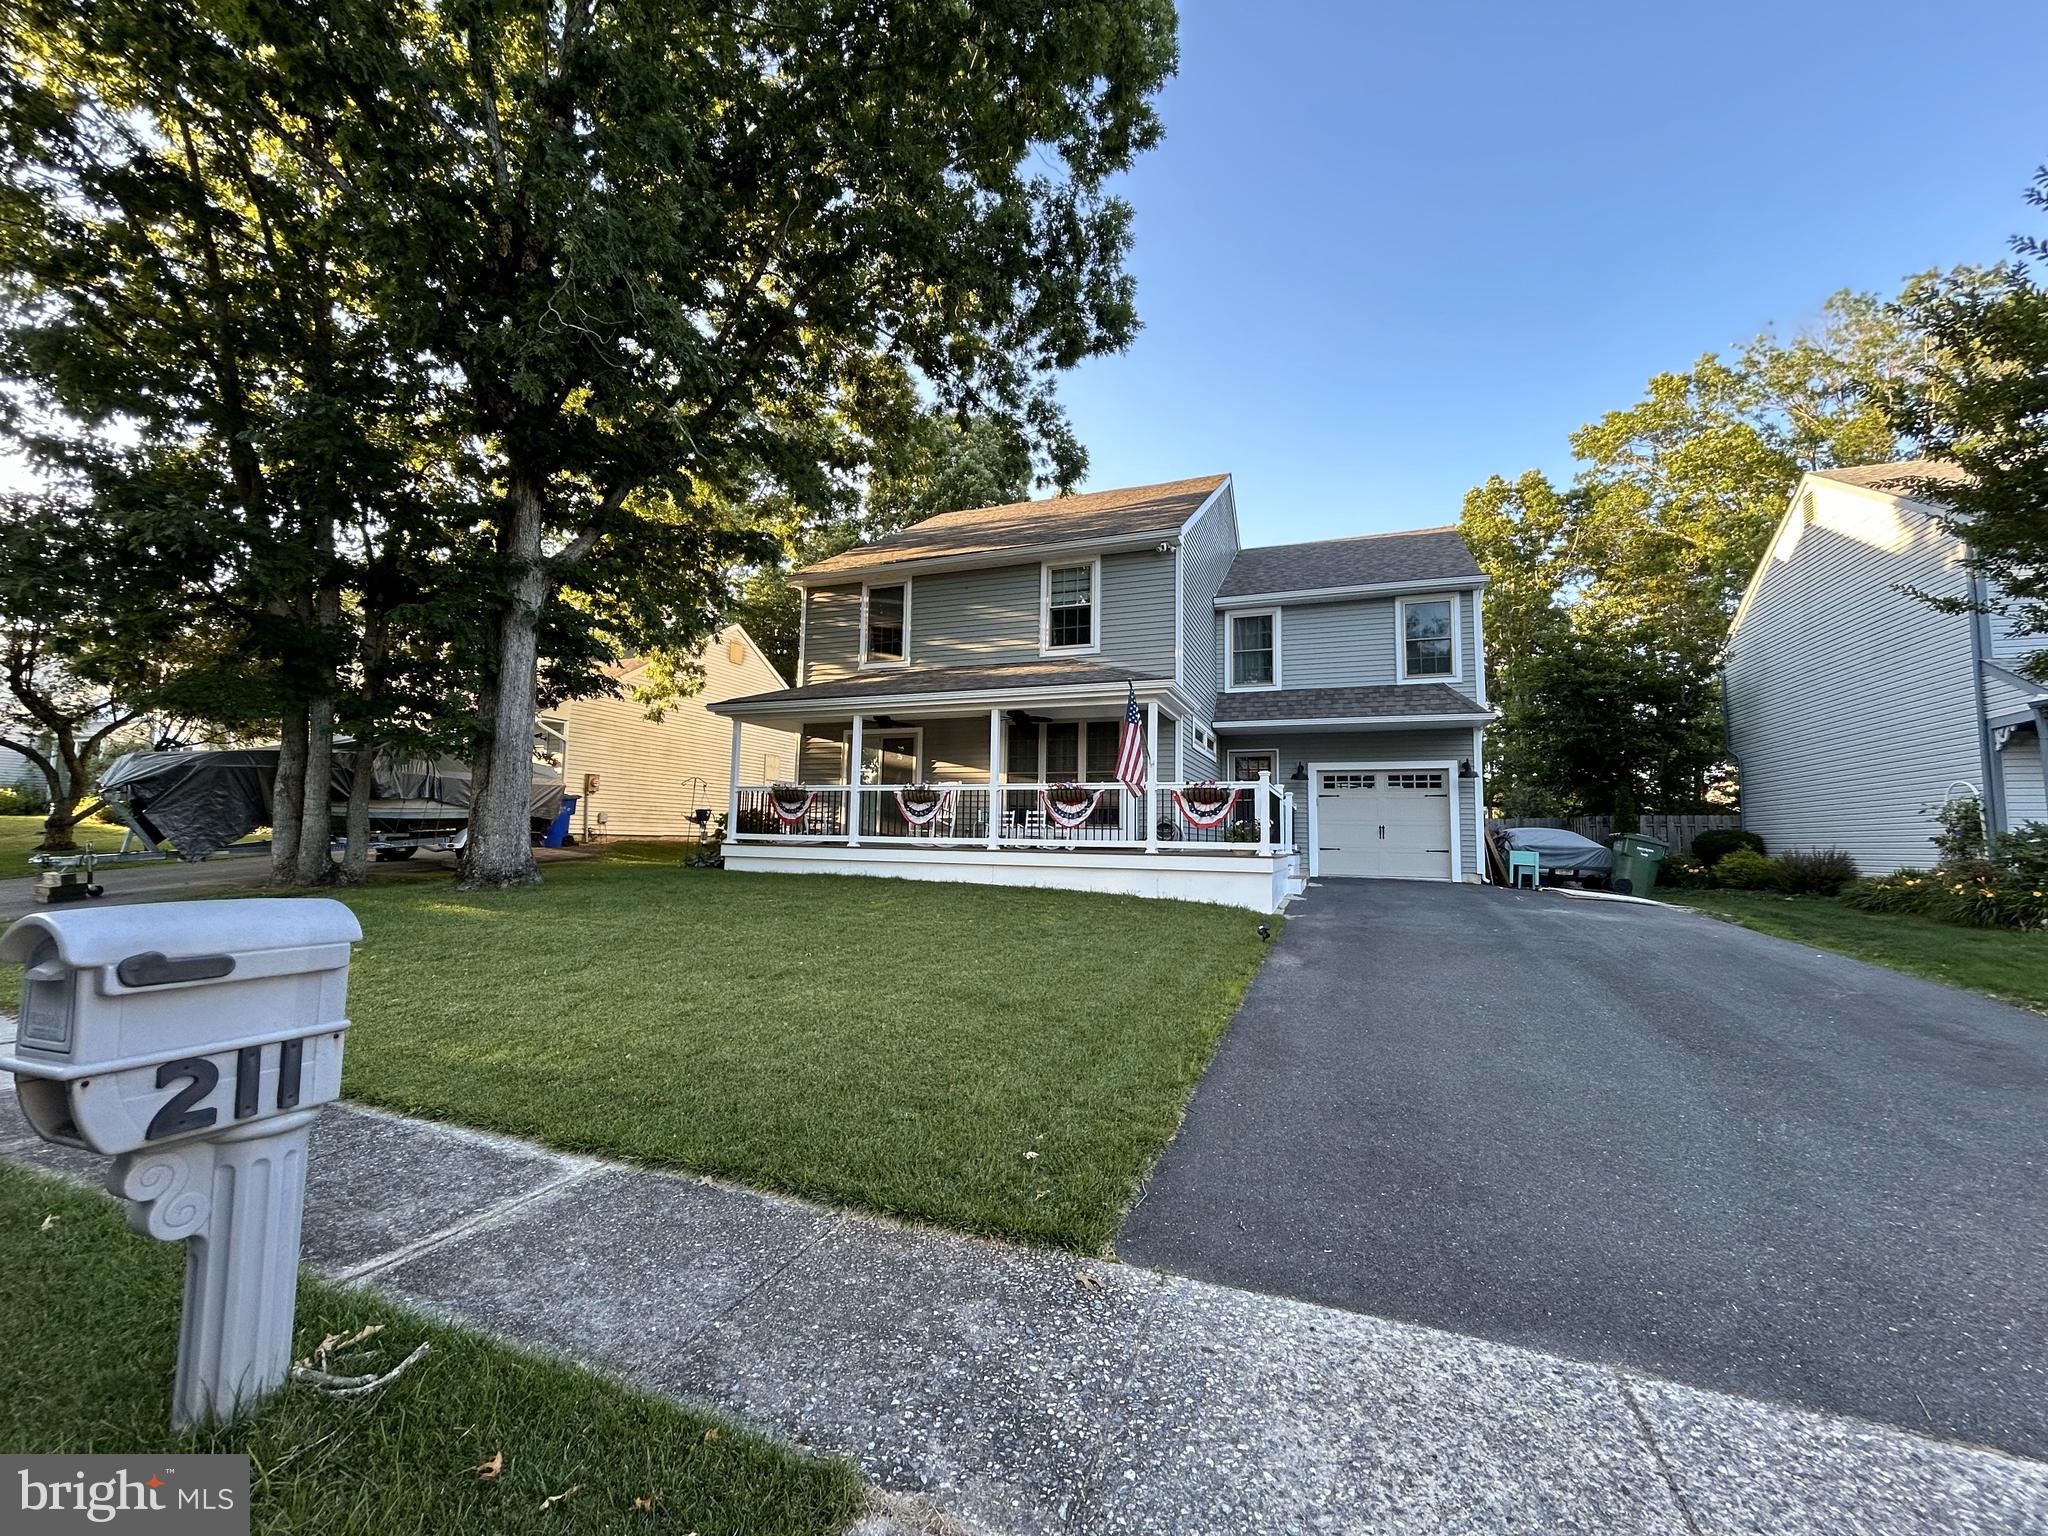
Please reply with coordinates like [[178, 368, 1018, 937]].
[[700, 1427, 721, 1443], [472, 1451, 503, 1483], [1022, 1150, 1039, 1161], [1076, 1271, 1104, 1292], [38, 1214, 59, 1231], [539, 1485, 581, 1512], [1033, 1189, 1050, 1201]]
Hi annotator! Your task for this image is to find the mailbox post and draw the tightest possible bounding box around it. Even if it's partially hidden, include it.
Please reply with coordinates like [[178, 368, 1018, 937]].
[[0, 898, 362, 1428]]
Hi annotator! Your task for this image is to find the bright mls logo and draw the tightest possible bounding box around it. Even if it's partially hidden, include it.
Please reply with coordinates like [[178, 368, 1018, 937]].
[[5, 1455, 249, 1534]]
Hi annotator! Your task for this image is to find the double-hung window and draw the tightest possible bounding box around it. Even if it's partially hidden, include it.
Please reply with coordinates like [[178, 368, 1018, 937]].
[[1042, 561, 1098, 653], [1399, 596, 1456, 680], [1228, 610, 1277, 689], [863, 582, 907, 665]]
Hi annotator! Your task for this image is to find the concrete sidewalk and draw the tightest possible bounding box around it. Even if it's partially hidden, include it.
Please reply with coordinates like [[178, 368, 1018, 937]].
[[4, 1096, 2044, 1535]]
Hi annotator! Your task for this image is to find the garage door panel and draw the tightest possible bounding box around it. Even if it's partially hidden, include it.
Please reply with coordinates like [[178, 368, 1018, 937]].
[[1316, 768, 1451, 880]]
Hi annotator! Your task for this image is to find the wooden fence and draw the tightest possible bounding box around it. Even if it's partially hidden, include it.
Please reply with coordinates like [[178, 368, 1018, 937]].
[[1491, 813, 1739, 855]]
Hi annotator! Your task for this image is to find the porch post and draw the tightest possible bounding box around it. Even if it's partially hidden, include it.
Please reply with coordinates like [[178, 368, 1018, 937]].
[[987, 708, 1003, 851], [727, 717, 743, 842], [848, 714, 864, 847], [2034, 707, 2048, 813], [1145, 699, 1160, 852], [1256, 769, 1273, 855]]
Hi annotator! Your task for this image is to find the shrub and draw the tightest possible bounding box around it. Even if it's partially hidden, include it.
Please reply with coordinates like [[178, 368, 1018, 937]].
[[1712, 847, 1784, 890], [1660, 853, 1711, 888], [1929, 793, 1986, 868], [2000, 821, 2048, 878], [0, 784, 49, 815], [1774, 848, 1859, 897], [1842, 870, 1939, 915], [1692, 827, 1766, 867], [1939, 869, 2048, 930]]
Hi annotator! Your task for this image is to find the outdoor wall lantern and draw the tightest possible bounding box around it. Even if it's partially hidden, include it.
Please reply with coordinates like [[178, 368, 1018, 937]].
[[1459, 760, 1476, 778]]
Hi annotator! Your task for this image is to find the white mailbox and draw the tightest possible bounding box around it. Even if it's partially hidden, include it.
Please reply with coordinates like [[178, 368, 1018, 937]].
[[1, 898, 363, 1427]]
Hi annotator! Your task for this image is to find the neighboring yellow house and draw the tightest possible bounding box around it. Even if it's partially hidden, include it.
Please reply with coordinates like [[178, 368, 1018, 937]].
[[554, 624, 796, 841]]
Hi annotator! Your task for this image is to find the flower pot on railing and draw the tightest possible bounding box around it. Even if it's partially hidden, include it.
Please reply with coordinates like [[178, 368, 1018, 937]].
[[1172, 781, 1240, 830], [893, 783, 953, 828], [1040, 781, 1104, 829]]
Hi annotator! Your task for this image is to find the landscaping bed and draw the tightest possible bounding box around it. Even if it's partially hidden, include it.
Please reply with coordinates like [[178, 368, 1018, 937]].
[[1660, 888, 2048, 1012], [0, 1162, 864, 1535]]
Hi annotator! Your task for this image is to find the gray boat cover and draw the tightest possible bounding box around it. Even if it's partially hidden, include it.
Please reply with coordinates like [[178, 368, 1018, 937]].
[[99, 746, 565, 861], [1498, 825, 1614, 876]]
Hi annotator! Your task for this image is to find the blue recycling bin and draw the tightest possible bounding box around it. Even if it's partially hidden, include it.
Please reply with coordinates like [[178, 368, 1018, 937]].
[[544, 793, 579, 848]]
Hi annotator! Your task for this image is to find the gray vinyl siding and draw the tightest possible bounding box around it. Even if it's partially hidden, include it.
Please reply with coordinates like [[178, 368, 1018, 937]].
[[1724, 482, 1980, 875], [1179, 722, 1219, 781], [909, 565, 1041, 667], [1987, 580, 2047, 671], [1098, 550, 1178, 675], [800, 555, 1179, 682], [1242, 726, 1484, 878], [1267, 592, 1479, 694], [801, 585, 863, 684], [2003, 730, 2048, 828], [1177, 482, 1240, 719]]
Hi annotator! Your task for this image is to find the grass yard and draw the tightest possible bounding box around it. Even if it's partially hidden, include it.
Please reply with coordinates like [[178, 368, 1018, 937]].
[[0, 1163, 864, 1535], [1, 812, 47, 873], [1662, 888, 2048, 1013], [330, 845, 1273, 1251]]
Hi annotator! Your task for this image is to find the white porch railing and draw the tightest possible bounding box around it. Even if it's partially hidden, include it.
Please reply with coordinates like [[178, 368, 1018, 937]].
[[731, 777, 1296, 856]]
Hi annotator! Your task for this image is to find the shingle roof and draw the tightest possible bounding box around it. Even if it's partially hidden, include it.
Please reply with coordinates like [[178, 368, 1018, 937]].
[[1810, 459, 1973, 494], [1217, 527, 1481, 599], [797, 474, 1229, 581], [1213, 683, 1489, 724], [714, 658, 1166, 713]]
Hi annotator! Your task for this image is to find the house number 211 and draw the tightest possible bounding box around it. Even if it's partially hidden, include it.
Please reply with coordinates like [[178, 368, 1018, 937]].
[[145, 1039, 307, 1141]]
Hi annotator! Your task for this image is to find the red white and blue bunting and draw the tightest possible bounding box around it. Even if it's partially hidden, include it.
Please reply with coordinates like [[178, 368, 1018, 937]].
[[1172, 783, 1239, 829], [1039, 785, 1105, 829], [767, 786, 815, 826], [893, 786, 955, 827]]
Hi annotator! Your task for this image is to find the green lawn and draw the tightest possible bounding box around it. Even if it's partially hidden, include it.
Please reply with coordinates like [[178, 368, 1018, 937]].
[[329, 846, 1272, 1251], [1, 812, 48, 873], [1662, 888, 2048, 1012], [1, 1163, 863, 1535]]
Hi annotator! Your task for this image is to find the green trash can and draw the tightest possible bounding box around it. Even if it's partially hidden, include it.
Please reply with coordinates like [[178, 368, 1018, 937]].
[[1609, 833, 1669, 895]]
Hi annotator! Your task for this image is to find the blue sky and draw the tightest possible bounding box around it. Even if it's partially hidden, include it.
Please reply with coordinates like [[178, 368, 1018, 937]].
[[1057, 0, 2048, 545]]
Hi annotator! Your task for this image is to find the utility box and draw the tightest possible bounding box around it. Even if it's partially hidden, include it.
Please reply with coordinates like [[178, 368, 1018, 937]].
[[1, 897, 363, 1428], [3, 898, 361, 1156]]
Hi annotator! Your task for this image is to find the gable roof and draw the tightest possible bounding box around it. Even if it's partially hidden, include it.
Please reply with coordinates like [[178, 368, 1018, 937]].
[[1217, 526, 1481, 600], [795, 474, 1228, 582], [1809, 458, 1973, 496]]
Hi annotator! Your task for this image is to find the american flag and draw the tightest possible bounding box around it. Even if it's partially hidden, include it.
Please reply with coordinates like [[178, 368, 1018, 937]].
[[1115, 684, 1148, 797]]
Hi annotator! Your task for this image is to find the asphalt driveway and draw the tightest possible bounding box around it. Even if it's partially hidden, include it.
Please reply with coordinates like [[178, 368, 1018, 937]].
[[1118, 880, 2048, 1462]]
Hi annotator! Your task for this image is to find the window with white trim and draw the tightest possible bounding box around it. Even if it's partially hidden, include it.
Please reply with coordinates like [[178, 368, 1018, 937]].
[[1228, 609, 1277, 688], [1399, 596, 1454, 679], [1189, 721, 1217, 759], [1043, 561, 1097, 652], [863, 582, 907, 665]]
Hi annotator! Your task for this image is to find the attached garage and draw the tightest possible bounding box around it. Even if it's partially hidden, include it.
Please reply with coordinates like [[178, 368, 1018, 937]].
[[1311, 765, 1457, 881]]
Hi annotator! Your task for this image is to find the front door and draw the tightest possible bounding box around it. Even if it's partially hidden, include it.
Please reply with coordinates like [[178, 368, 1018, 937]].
[[857, 731, 919, 785], [1229, 751, 1279, 842]]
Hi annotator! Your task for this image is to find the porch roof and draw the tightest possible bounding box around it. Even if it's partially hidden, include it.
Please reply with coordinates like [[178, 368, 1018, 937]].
[[1214, 682, 1493, 729], [711, 659, 1180, 719]]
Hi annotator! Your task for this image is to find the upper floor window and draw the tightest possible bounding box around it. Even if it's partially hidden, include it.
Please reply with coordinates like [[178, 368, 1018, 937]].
[[1042, 559, 1099, 653], [1228, 609, 1278, 689], [1399, 595, 1456, 680], [863, 582, 908, 665]]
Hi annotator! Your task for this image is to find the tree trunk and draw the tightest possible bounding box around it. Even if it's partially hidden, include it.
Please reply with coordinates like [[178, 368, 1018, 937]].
[[294, 695, 338, 884], [458, 479, 547, 889], [338, 739, 377, 885], [270, 702, 307, 883]]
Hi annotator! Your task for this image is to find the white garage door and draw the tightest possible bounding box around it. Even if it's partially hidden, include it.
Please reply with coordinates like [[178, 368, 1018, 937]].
[[1315, 769, 1453, 880]]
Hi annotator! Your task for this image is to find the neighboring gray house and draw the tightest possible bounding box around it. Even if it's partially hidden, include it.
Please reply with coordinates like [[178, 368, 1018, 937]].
[[1724, 460, 2047, 875], [709, 474, 1493, 910]]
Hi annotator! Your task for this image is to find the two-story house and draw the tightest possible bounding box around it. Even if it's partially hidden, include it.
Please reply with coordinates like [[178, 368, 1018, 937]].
[[1725, 459, 2048, 874], [710, 473, 1493, 911]]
